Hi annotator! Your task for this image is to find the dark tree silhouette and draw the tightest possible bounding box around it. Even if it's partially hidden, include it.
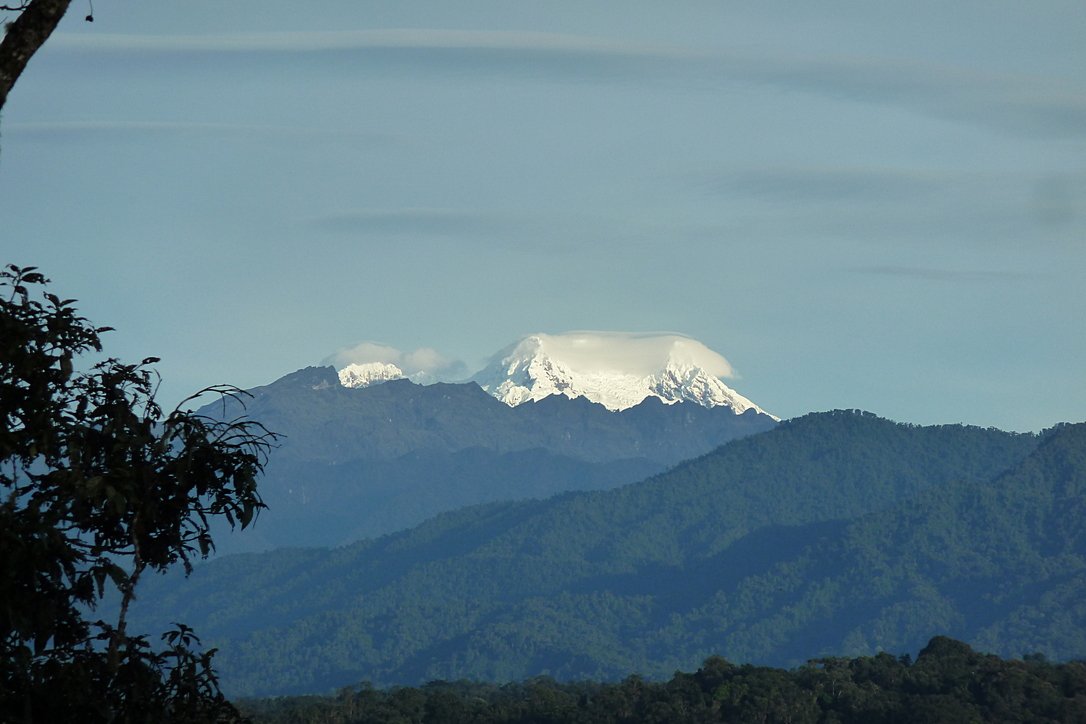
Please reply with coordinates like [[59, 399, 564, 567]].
[[0, 264, 277, 722], [0, 0, 77, 113]]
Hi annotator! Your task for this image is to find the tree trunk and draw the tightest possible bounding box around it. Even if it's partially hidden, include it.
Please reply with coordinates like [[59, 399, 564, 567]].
[[0, 0, 73, 113]]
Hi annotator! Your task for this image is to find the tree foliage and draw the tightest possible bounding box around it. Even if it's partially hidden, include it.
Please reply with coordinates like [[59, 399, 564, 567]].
[[240, 639, 1086, 723], [0, 264, 277, 721]]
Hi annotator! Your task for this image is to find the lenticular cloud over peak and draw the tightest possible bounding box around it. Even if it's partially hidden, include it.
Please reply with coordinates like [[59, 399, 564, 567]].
[[471, 331, 773, 416], [326, 332, 772, 417], [323, 341, 466, 385], [501, 332, 737, 379]]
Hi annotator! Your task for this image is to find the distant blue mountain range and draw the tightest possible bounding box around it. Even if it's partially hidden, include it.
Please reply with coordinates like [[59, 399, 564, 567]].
[[204, 365, 776, 552]]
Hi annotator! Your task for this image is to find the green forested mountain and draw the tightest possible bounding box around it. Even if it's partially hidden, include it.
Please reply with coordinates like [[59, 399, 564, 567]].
[[126, 411, 1074, 697], [204, 366, 775, 552]]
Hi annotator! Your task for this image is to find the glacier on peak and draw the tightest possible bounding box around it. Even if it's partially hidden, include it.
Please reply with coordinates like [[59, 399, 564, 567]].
[[327, 341, 467, 388], [338, 361, 406, 388], [469, 332, 775, 417], [337, 361, 448, 388], [327, 332, 775, 418]]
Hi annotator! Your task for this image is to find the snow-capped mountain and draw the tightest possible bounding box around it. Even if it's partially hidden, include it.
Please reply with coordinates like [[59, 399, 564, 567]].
[[338, 362, 448, 388], [338, 361, 406, 388], [470, 332, 775, 417], [330, 342, 465, 388]]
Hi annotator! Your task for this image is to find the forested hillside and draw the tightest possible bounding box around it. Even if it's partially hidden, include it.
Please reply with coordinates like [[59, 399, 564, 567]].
[[205, 366, 775, 551], [122, 411, 1073, 697]]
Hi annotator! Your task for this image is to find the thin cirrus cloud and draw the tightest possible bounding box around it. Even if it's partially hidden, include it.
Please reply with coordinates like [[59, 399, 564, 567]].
[[734, 53, 1086, 140], [850, 265, 1041, 282], [2, 120, 393, 144], [51, 29, 666, 84], [49, 29, 1086, 139], [311, 209, 622, 256], [313, 208, 513, 240], [49, 29, 660, 60], [699, 166, 942, 203]]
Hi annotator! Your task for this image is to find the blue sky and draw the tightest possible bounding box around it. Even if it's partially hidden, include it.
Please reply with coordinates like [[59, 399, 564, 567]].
[[2, 1, 1083, 431]]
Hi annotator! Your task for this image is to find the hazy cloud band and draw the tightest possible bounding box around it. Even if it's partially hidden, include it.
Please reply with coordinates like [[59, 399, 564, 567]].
[[51, 29, 1086, 138]]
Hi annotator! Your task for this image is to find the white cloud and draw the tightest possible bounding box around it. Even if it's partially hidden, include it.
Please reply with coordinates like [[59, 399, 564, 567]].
[[323, 341, 466, 380], [512, 331, 738, 379]]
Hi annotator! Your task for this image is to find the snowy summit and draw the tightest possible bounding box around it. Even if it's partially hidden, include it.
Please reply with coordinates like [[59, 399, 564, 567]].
[[469, 332, 775, 417], [328, 341, 464, 388], [337, 361, 408, 388], [329, 331, 774, 418]]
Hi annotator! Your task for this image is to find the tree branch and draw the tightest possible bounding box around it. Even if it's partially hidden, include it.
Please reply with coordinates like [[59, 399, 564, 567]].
[[0, 0, 73, 112]]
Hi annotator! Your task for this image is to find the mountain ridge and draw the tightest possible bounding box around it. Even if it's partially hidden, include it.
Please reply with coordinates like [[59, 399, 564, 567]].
[[126, 411, 1063, 695], [331, 331, 773, 416], [203, 364, 776, 551]]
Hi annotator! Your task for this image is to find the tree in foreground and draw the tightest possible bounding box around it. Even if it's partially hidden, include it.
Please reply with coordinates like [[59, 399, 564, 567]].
[[0, 1, 79, 114], [0, 264, 277, 722]]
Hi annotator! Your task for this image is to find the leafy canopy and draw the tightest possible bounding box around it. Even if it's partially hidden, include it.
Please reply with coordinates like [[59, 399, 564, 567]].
[[0, 264, 277, 721]]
